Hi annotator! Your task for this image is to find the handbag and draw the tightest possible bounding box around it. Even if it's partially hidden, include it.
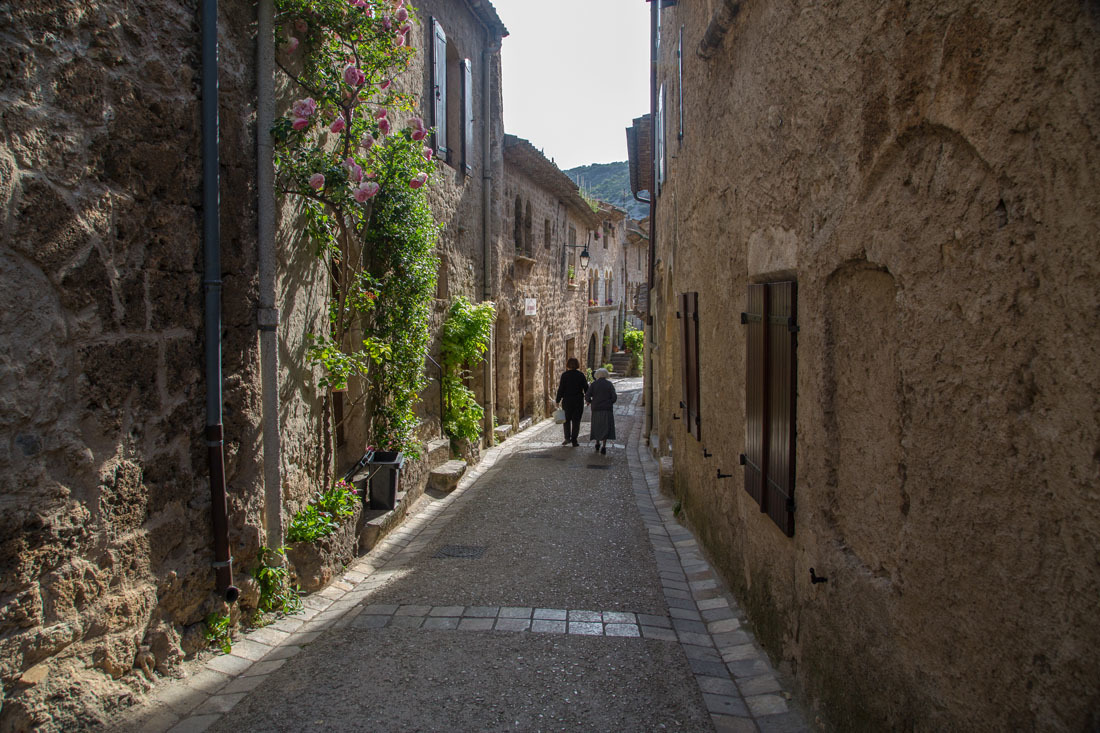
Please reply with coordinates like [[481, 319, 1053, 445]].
[[553, 408, 566, 424]]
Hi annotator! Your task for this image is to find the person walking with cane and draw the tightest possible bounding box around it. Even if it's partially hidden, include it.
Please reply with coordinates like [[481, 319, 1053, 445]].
[[555, 357, 588, 447], [586, 367, 617, 454]]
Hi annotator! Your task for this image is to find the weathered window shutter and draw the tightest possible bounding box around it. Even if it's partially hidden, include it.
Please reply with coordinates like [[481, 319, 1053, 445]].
[[742, 282, 797, 537], [431, 18, 448, 157], [677, 26, 684, 141], [743, 284, 766, 509], [765, 281, 797, 536], [678, 291, 701, 441], [462, 58, 473, 175], [656, 84, 666, 188]]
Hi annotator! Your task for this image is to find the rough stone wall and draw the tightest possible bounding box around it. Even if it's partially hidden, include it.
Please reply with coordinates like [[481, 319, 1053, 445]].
[[398, 0, 503, 445], [0, 2, 264, 730], [651, 1, 1100, 730], [583, 213, 630, 370], [497, 167, 589, 426]]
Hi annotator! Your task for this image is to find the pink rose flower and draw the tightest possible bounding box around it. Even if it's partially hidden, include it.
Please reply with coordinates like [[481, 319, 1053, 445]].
[[286, 37, 299, 53], [395, 7, 408, 22], [395, 34, 406, 47], [375, 109, 388, 119], [411, 127, 427, 142], [379, 79, 392, 91], [354, 181, 380, 202], [382, 16, 392, 31], [423, 146, 433, 161], [330, 117, 346, 133], [344, 158, 364, 182], [399, 23, 411, 35], [291, 97, 317, 118], [409, 172, 428, 189], [344, 65, 365, 87], [378, 117, 391, 135], [309, 173, 325, 190], [360, 134, 375, 150], [292, 117, 310, 130]]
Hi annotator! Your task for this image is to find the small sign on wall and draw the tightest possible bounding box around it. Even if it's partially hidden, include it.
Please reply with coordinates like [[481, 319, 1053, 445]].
[[524, 298, 537, 316]]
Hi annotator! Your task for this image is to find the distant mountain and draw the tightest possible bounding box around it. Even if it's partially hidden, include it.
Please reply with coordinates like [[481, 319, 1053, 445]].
[[565, 161, 650, 221]]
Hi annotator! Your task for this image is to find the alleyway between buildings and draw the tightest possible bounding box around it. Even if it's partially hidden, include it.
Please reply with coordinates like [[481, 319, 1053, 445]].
[[114, 379, 809, 733]]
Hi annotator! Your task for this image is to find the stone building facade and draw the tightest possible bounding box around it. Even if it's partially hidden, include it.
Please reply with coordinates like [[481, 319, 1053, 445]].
[[639, 0, 1100, 730], [496, 134, 594, 428], [0, 1, 507, 729]]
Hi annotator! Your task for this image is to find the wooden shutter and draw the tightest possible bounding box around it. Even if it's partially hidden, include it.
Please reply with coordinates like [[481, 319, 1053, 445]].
[[743, 284, 766, 509], [431, 18, 447, 157], [677, 26, 684, 141], [656, 85, 666, 188], [765, 281, 797, 536], [678, 292, 700, 441], [462, 58, 473, 175], [742, 282, 797, 537]]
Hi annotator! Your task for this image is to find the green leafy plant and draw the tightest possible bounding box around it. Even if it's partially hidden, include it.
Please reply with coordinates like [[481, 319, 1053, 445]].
[[252, 546, 303, 622], [604, 362, 614, 373], [439, 296, 495, 442], [287, 480, 361, 543], [204, 612, 232, 654], [274, 0, 438, 458], [622, 323, 644, 374]]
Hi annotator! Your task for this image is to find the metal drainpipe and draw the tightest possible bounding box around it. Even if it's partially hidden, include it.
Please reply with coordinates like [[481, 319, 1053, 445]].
[[481, 41, 496, 444], [256, 0, 283, 549], [645, 0, 658, 443], [202, 0, 239, 604]]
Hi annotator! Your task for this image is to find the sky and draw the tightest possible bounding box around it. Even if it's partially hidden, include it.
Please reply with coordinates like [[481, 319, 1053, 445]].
[[489, 0, 651, 171]]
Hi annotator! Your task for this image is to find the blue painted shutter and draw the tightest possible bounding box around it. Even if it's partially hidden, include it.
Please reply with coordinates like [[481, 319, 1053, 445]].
[[462, 58, 473, 175], [431, 18, 447, 157]]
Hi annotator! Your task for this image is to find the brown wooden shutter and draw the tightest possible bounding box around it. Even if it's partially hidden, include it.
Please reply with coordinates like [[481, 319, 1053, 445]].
[[678, 292, 701, 441], [462, 58, 473, 175], [743, 282, 797, 537], [431, 18, 447, 157], [743, 284, 766, 509], [765, 281, 797, 536]]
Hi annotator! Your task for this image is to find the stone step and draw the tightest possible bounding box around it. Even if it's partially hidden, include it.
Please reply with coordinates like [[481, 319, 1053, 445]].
[[517, 417, 534, 434], [428, 459, 467, 493], [425, 437, 450, 469], [358, 491, 409, 551], [493, 424, 512, 442]]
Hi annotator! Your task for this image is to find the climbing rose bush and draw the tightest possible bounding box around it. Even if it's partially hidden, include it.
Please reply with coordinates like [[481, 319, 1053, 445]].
[[273, 0, 440, 457]]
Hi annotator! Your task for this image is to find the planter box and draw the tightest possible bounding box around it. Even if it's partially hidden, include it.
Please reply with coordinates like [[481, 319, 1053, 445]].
[[286, 502, 362, 593]]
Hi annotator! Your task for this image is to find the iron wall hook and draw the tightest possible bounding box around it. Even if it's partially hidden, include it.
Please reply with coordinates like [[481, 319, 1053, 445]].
[[810, 568, 829, 584], [717, 469, 732, 479]]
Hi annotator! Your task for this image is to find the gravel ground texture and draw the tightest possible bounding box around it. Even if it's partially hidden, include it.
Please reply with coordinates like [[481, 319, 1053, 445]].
[[209, 628, 711, 732]]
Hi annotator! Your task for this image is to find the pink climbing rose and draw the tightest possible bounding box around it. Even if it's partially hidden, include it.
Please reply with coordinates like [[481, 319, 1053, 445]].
[[309, 173, 325, 190], [422, 146, 433, 162], [378, 117, 391, 135], [408, 116, 427, 141], [409, 172, 428, 189], [344, 65, 365, 87], [354, 181, 380, 202], [292, 97, 317, 119], [344, 157, 364, 183], [395, 7, 408, 22], [360, 134, 375, 150], [330, 117, 346, 133], [379, 79, 392, 91], [291, 117, 310, 130], [286, 37, 299, 53]]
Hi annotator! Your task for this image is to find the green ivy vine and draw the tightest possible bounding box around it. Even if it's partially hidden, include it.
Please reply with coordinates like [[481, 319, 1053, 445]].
[[440, 296, 495, 443]]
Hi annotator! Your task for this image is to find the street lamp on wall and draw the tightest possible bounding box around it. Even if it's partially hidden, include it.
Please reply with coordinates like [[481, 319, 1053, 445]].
[[563, 242, 591, 270]]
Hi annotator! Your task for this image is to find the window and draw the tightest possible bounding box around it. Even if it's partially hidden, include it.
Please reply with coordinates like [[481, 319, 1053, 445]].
[[743, 282, 798, 537], [677, 26, 684, 142], [656, 84, 667, 189], [431, 19, 473, 173], [544, 219, 551, 248], [513, 196, 523, 252], [678, 292, 700, 440], [430, 18, 448, 158]]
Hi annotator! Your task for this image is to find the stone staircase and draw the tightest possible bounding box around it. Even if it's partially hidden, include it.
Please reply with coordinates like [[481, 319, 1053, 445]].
[[610, 351, 632, 377]]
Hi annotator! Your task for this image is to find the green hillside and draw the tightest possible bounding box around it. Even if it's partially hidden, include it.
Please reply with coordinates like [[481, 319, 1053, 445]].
[[565, 161, 649, 221]]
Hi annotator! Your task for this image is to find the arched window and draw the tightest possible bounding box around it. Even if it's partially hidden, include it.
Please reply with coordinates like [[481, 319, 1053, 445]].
[[524, 202, 533, 257]]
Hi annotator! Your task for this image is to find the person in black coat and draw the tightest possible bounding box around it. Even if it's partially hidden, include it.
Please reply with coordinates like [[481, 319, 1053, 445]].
[[555, 357, 588, 446], [585, 367, 617, 454]]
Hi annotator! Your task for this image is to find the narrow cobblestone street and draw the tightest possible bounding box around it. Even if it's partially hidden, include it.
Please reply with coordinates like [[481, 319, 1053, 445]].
[[117, 379, 809, 733]]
